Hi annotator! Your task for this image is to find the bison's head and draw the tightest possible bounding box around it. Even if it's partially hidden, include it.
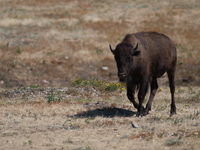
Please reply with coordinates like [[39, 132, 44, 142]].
[[109, 43, 141, 82]]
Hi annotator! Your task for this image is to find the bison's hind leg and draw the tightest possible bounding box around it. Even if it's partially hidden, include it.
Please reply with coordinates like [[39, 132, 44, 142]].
[[145, 78, 158, 115], [167, 65, 176, 115]]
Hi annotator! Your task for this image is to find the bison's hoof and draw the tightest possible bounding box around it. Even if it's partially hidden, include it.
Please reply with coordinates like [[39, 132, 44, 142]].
[[144, 107, 150, 115], [136, 113, 142, 117], [136, 106, 145, 117], [170, 108, 176, 116], [170, 110, 176, 115]]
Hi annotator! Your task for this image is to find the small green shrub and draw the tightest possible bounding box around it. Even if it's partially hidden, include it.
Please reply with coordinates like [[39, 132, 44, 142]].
[[158, 132, 164, 138], [28, 140, 33, 145], [47, 91, 62, 103], [17, 46, 23, 54], [30, 85, 40, 88]]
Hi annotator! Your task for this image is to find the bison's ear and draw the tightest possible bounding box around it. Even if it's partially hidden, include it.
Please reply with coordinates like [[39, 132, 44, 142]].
[[132, 51, 141, 56], [109, 44, 115, 55], [131, 43, 141, 56]]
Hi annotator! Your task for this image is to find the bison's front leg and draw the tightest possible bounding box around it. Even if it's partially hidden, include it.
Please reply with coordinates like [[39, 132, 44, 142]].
[[127, 76, 139, 110], [127, 88, 139, 109], [137, 78, 149, 117]]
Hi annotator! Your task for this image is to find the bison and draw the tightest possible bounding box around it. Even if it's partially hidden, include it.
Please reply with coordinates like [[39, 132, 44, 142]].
[[109, 31, 177, 117]]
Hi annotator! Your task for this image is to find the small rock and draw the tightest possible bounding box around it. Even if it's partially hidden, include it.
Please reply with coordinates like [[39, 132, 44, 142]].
[[0, 81, 4, 84], [43, 80, 49, 84], [131, 121, 139, 128], [91, 92, 96, 97], [65, 56, 69, 59], [102, 66, 109, 71]]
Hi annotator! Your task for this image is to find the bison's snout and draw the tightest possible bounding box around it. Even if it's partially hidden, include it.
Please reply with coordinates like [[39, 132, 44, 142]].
[[118, 72, 127, 82]]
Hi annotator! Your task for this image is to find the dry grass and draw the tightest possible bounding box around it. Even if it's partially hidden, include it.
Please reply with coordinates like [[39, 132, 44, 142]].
[[0, 0, 199, 88]]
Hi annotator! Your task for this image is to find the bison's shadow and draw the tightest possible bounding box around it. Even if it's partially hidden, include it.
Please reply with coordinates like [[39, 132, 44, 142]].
[[72, 107, 136, 118]]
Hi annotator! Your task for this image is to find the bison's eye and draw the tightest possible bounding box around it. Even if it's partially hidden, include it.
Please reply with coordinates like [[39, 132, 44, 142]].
[[126, 58, 132, 63]]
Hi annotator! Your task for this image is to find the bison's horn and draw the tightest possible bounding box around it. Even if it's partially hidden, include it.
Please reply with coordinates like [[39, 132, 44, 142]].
[[133, 43, 138, 51], [109, 44, 115, 55], [131, 43, 141, 56]]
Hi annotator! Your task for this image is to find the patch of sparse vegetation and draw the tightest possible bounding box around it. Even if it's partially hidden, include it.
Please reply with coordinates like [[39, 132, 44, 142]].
[[155, 104, 168, 111], [64, 138, 73, 143], [3, 132, 17, 137], [150, 114, 161, 123], [77, 99, 85, 102], [166, 139, 182, 146], [72, 78, 90, 87], [95, 47, 103, 54], [185, 110, 200, 120], [157, 132, 164, 138], [72, 78, 125, 91], [178, 87, 185, 93], [173, 118, 184, 125], [176, 90, 200, 103], [105, 82, 124, 91], [188, 87, 197, 94], [184, 104, 190, 108], [70, 123, 80, 130], [190, 92, 200, 102]]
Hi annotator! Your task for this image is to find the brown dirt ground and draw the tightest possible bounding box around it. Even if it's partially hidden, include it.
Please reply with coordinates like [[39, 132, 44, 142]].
[[0, 0, 200, 149]]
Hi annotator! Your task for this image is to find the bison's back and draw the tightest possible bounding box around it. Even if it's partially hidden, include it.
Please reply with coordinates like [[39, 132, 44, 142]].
[[127, 32, 177, 78]]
